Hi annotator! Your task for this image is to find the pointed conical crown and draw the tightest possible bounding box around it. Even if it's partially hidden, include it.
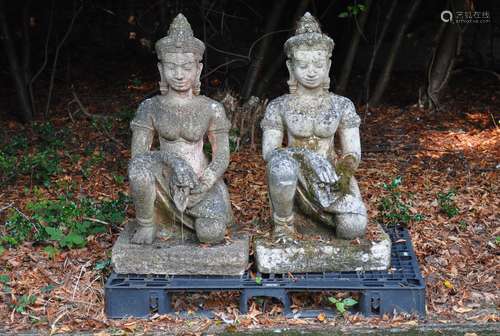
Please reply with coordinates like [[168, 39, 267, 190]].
[[155, 13, 205, 60], [284, 12, 334, 58]]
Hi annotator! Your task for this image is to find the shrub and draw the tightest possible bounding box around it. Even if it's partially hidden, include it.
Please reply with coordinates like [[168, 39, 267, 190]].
[[1, 193, 130, 249], [437, 190, 460, 218], [377, 177, 423, 226]]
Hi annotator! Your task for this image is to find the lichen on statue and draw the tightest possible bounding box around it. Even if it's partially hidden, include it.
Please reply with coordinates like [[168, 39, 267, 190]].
[[128, 13, 232, 245], [261, 12, 367, 240]]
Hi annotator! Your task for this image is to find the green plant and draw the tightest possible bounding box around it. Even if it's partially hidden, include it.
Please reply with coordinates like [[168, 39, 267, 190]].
[[437, 190, 460, 218], [13, 294, 37, 313], [1, 193, 130, 249], [0, 151, 17, 184], [95, 259, 111, 271], [18, 149, 61, 186], [327, 296, 358, 314], [338, 3, 367, 18], [377, 177, 423, 226], [33, 122, 67, 150]]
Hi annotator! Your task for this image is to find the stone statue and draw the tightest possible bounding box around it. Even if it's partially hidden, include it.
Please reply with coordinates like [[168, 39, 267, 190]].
[[127, 14, 232, 245], [261, 12, 367, 240]]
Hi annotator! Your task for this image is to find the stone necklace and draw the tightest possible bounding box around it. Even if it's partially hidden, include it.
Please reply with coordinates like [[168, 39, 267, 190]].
[[288, 93, 334, 118]]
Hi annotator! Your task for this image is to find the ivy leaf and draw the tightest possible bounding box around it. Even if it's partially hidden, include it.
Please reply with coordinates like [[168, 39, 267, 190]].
[[335, 302, 346, 314], [61, 232, 86, 248], [338, 12, 349, 18], [343, 298, 358, 307], [44, 227, 64, 242], [328, 297, 338, 304]]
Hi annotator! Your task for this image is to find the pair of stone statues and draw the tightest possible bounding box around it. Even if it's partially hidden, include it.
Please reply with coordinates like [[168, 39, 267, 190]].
[[114, 13, 388, 275], [128, 12, 366, 245]]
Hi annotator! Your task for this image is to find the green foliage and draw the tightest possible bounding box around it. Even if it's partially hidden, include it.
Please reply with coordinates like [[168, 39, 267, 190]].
[[0, 275, 9, 284], [1, 193, 130, 249], [43, 245, 60, 259], [18, 149, 61, 186], [437, 190, 460, 218], [328, 296, 358, 314], [81, 151, 105, 179], [95, 259, 111, 271], [338, 3, 367, 18], [0, 122, 67, 186], [13, 294, 37, 313], [377, 177, 423, 226]]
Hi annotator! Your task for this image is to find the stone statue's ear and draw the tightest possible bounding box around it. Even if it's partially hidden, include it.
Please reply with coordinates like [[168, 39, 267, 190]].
[[158, 62, 168, 95], [323, 58, 332, 92], [286, 59, 293, 77], [197, 62, 203, 80], [157, 62, 164, 82], [286, 59, 297, 94], [193, 62, 203, 95]]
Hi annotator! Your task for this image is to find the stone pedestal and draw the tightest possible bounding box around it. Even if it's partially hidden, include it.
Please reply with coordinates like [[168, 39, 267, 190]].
[[112, 222, 249, 275], [254, 224, 391, 273]]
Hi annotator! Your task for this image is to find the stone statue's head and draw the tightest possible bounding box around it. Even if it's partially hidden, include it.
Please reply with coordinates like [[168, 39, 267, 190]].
[[284, 12, 335, 94], [155, 14, 205, 95]]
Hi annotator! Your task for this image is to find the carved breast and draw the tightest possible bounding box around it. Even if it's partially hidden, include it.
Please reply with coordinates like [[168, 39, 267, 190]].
[[284, 96, 339, 139], [154, 98, 211, 142]]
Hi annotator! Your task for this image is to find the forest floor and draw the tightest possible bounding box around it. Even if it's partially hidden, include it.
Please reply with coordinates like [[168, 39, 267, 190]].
[[0, 71, 498, 334]]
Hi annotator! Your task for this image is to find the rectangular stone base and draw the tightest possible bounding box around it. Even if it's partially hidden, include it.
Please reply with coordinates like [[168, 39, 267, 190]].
[[112, 222, 249, 275], [254, 224, 391, 273]]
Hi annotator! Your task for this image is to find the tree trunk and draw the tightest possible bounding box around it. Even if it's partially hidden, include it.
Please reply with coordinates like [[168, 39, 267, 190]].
[[241, 0, 286, 100], [360, 0, 397, 104], [336, 0, 373, 95], [421, 0, 465, 110], [369, 0, 422, 106], [254, 0, 311, 98], [0, 0, 33, 122]]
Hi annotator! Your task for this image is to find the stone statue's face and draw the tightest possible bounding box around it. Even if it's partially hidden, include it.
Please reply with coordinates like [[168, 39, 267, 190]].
[[159, 52, 202, 92], [289, 50, 330, 90]]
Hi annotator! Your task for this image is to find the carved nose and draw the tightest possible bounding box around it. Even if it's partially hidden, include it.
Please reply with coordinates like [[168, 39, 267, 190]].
[[175, 68, 184, 79]]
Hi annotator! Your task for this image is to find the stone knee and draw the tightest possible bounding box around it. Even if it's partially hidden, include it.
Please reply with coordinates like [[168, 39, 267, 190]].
[[128, 156, 156, 221], [267, 155, 298, 218], [195, 217, 226, 244], [335, 213, 367, 240]]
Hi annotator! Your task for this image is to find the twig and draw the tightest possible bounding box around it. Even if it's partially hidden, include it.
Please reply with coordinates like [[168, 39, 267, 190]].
[[0, 203, 13, 213], [452, 67, 500, 80], [201, 59, 246, 80], [45, 1, 83, 116], [30, 0, 54, 85], [82, 217, 110, 226], [68, 88, 126, 149], [71, 261, 91, 300]]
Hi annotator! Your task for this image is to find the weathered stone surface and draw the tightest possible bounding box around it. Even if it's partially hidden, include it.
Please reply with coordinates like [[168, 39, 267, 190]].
[[254, 224, 391, 273], [112, 222, 249, 275], [260, 12, 368, 242]]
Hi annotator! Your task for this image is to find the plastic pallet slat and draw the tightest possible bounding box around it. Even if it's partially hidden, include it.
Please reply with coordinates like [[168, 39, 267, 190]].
[[105, 226, 425, 318]]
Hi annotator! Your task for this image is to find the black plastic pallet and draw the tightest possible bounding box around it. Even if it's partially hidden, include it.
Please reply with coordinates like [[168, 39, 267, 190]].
[[105, 225, 426, 318]]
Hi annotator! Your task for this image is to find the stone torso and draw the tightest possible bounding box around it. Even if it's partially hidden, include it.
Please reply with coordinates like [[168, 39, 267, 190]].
[[269, 93, 358, 157], [131, 95, 225, 175]]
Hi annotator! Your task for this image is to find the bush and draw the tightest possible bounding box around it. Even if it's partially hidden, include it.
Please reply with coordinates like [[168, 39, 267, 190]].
[[1, 193, 130, 249], [437, 190, 460, 218], [377, 177, 423, 226]]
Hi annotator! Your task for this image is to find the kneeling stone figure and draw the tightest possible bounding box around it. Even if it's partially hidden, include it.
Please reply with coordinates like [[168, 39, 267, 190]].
[[261, 12, 367, 240], [128, 13, 232, 245]]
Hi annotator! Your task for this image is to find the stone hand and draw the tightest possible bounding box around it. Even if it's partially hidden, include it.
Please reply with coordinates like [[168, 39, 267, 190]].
[[171, 163, 199, 189], [306, 154, 338, 184], [187, 169, 216, 207], [335, 155, 357, 194]]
